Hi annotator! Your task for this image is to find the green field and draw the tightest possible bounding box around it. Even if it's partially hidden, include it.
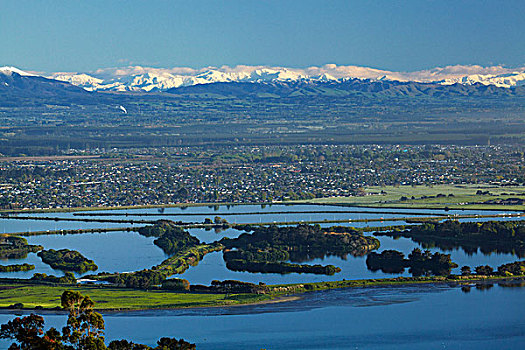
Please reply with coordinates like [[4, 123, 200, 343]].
[[0, 284, 270, 310], [302, 184, 525, 211]]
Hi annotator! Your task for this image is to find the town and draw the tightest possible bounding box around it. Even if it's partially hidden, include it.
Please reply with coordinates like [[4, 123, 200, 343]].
[[1, 144, 523, 210]]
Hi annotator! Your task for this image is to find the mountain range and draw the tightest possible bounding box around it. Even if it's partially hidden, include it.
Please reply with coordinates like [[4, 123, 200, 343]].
[[1, 65, 525, 106], [3, 64, 525, 93]]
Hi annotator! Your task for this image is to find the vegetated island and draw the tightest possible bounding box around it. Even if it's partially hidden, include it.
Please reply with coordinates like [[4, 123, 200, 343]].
[[366, 248, 458, 275], [0, 235, 43, 259], [37, 249, 98, 273], [374, 219, 525, 257], [0, 263, 35, 272], [220, 224, 380, 275], [137, 220, 201, 255]]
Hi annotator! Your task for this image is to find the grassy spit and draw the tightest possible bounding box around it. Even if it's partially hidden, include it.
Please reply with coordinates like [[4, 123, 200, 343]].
[[0, 275, 523, 311], [0, 283, 271, 310]]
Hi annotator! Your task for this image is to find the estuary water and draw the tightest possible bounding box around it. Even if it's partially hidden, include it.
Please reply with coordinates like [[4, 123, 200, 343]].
[[0, 282, 524, 349], [0, 203, 517, 234], [0, 204, 521, 282], [0, 204, 524, 349]]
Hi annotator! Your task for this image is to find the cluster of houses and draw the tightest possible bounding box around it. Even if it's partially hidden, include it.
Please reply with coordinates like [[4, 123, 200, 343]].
[[0, 145, 522, 210]]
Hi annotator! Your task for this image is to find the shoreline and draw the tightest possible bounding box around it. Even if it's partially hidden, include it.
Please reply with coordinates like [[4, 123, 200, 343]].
[[0, 295, 304, 316], [0, 275, 522, 315], [1, 198, 523, 215]]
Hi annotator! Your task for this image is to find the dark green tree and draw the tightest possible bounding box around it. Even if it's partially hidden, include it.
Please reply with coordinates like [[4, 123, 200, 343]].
[[60, 291, 105, 350], [475, 265, 494, 275], [460, 266, 471, 276]]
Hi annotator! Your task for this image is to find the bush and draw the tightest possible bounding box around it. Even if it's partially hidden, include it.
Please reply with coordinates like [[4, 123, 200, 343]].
[[161, 278, 190, 291], [475, 265, 494, 275]]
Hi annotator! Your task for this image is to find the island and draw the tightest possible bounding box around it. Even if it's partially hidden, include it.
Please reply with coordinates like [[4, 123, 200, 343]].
[[0, 263, 35, 272], [0, 235, 43, 259], [37, 249, 98, 273], [220, 224, 380, 275], [366, 248, 458, 275], [374, 219, 525, 257]]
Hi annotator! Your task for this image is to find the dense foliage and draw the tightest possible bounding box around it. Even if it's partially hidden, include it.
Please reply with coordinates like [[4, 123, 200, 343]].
[[375, 220, 525, 257], [139, 221, 200, 255], [31, 272, 77, 284], [366, 248, 458, 276], [99, 269, 167, 290], [223, 248, 289, 263], [161, 278, 190, 291], [225, 259, 341, 275], [413, 220, 525, 243], [0, 236, 43, 259], [153, 229, 200, 256], [138, 221, 178, 237], [0, 264, 35, 272], [222, 224, 379, 259], [190, 280, 268, 294], [219, 224, 378, 275], [37, 249, 98, 273], [497, 261, 525, 276]]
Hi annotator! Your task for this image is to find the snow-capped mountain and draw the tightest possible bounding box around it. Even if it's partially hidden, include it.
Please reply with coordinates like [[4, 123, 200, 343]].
[[0, 66, 37, 77], [45, 66, 313, 92], [3, 64, 525, 92], [439, 72, 525, 88], [2, 65, 524, 107], [50, 73, 104, 91]]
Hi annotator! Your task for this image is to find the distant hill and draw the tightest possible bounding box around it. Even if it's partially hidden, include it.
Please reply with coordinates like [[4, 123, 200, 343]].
[[166, 79, 525, 99], [1, 66, 524, 109], [0, 69, 95, 106]]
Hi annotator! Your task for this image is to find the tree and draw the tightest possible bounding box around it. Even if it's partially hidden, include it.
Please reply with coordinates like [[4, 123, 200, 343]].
[[475, 265, 494, 275], [460, 266, 471, 276], [0, 314, 46, 349], [108, 339, 150, 350], [154, 338, 196, 350], [60, 290, 105, 349]]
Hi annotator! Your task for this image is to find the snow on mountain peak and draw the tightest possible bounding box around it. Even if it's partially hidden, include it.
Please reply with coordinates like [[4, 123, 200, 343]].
[[13, 64, 521, 92], [48, 73, 104, 91], [439, 71, 525, 88], [0, 66, 36, 76]]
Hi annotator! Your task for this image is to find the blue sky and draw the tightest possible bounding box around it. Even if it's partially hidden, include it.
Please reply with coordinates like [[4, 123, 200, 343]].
[[1, 0, 524, 72]]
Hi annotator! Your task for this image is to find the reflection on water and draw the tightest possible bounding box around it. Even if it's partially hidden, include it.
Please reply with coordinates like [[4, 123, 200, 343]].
[[0, 231, 166, 279], [0, 204, 521, 285]]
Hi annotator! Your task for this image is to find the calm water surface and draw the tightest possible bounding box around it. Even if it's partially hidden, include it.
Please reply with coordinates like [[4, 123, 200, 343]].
[[0, 205, 523, 349], [0, 203, 518, 233], [0, 204, 521, 281], [0, 283, 523, 349]]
